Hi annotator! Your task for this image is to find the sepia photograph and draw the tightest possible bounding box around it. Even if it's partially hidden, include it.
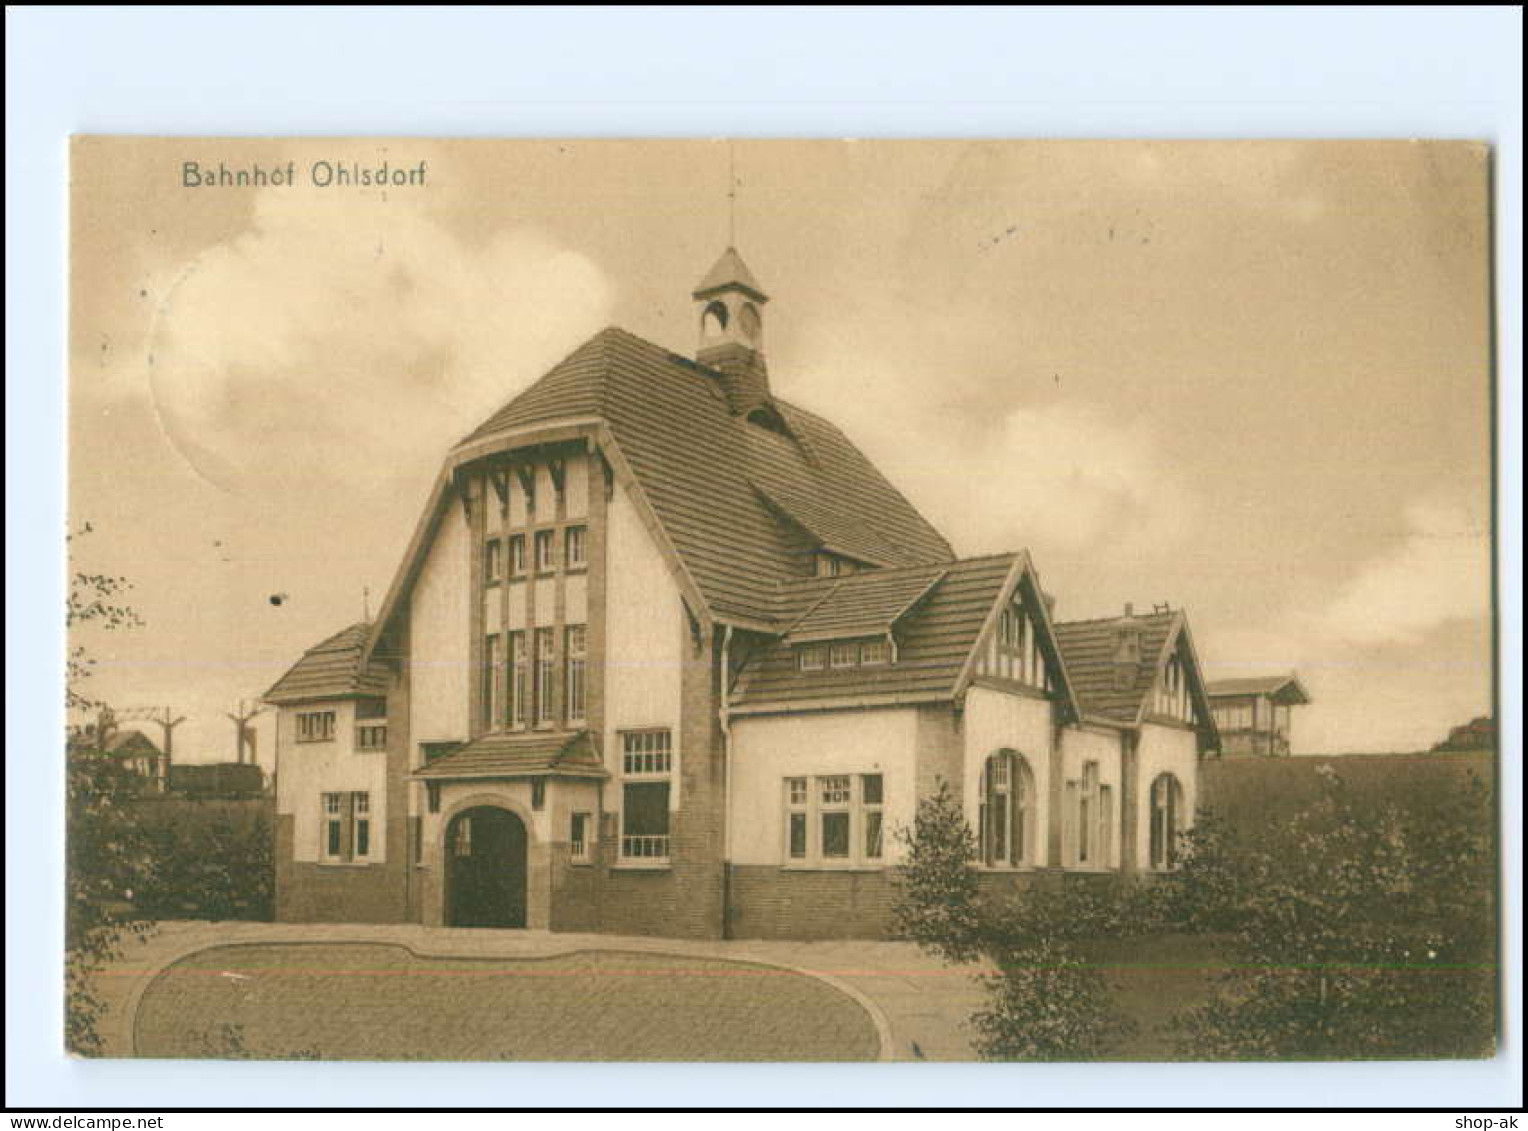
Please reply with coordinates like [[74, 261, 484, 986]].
[[60, 136, 1500, 1067]]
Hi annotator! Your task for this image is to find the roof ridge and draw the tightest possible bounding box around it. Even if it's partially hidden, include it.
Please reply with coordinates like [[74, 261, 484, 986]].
[[1055, 610, 1178, 629]]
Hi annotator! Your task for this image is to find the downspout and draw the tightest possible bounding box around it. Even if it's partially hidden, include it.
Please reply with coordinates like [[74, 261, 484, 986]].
[[718, 624, 734, 940]]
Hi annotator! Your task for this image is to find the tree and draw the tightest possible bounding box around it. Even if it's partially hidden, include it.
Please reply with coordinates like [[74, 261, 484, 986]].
[[891, 780, 1134, 1059], [65, 525, 152, 1054]]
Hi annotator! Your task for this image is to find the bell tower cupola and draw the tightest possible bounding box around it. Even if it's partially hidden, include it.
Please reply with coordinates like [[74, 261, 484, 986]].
[[693, 247, 772, 417]]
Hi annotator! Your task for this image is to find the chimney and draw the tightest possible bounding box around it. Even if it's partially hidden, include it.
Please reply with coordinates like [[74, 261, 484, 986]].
[[1123, 602, 1134, 618], [693, 247, 772, 418], [1113, 617, 1144, 691]]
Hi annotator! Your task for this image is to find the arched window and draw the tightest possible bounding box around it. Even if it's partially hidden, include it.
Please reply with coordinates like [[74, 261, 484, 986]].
[[701, 300, 729, 336], [1149, 773, 1185, 869], [979, 750, 1035, 867]]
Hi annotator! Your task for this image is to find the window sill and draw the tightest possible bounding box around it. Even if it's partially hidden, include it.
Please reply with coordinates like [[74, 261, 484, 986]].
[[780, 863, 886, 873], [565, 564, 588, 575], [976, 864, 1041, 874], [570, 859, 594, 867], [316, 861, 377, 869], [612, 860, 671, 871]]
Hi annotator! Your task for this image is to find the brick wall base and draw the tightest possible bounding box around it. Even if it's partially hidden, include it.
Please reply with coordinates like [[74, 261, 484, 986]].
[[727, 866, 896, 940], [274, 815, 408, 923]]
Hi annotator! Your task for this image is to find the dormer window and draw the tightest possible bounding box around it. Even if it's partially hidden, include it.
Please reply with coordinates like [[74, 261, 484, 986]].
[[859, 639, 890, 666], [797, 647, 825, 672], [829, 642, 857, 670], [816, 553, 856, 578]]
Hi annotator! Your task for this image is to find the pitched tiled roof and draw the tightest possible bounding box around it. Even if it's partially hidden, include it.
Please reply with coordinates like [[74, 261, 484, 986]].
[[1207, 674, 1310, 704], [1052, 612, 1178, 723], [731, 554, 1017, 710], [462, 328, 954, 626], [411, 730, 607, 781], [786, 565, 947, 643], [264, 622, 388, 704]]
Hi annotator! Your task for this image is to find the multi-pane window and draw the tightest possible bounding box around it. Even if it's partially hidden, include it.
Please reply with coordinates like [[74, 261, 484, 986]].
[[820, 775, 852, 857], [534, 530, 556, 573], [570, 812, 592, 862], [565, 625, 587, 722], [534, 628, 555, 724], [782, 773, 884, 866], [861, 773, 884, 859], [323, 792, 344, 858], [509, 631, 528, 727], [354, 792, 371, 858], [296, 711, 336, 743], [484, 538, 504, 584], [321, 791, 372, 862], [979, 750, 1034, 867], [797, 647, 825, 672], [859, 639, 890, 666], [785, 777, 808, 859], [1149, 773, 1185, 870], [620, 729, 672, 861], [564, 525, 587, 569], [355, 723, 388, 751], [829, 644, 857, 671], [1077, 761, 1099, 864], [482, 634, 503, 729], [508, 534, 527, 576]]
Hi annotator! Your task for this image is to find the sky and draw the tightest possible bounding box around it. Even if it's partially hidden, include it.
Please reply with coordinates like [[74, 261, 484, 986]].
[[67, 138, 1495, 763]]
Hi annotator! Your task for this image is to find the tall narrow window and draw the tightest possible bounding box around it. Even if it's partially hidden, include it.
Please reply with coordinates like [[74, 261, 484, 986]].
[[484, 539, 504, 584], [1078, 761, 1099, 864], [508, 534, 527, 577], [565, 525, 587, 569], [785, 777, 808, 859], [565, 625, 587, 722], [571, 812, 591, 862], [620, 730, 672, 860], [482, 634, 503, 730], [1149, 773, 1185, 870], [323, 792, 344, 859], [534, 628, 555, 724], [980, 751, 1034, 867], [534, 530, 556, 573], [353, 792, 371, 859], [862, 773, 884, 859], [509, 631, 528, 727]]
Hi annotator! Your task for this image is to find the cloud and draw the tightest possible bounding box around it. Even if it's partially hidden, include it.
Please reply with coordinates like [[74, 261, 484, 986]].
[[1310, 493, 1491, 647], [140, 188, 612, 495]]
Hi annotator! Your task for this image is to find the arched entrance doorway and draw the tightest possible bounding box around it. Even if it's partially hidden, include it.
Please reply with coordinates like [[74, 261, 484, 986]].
[[445, 806, 528, 928]]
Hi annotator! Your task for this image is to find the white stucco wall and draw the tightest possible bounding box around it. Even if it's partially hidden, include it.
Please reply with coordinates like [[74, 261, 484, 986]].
[[604, 480, 685, 812], [1059, 725, 1124, 869], [410, 503, 470, 750], [275, 700, 389, 863], [1135, 721, 1199, 868], [962, 686, 1056, 864], [728, 707, 919, 866]]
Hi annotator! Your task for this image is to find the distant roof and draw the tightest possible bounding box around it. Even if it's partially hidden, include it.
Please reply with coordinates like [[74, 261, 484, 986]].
[[732, 553, 1021, 711], [459, 327, 953, 626], [264, 622, 388, 704], [1053, 612, 1180, 723], [692, 247, 768, 302], [411, 730, 606, 781], [1207, 674, 1311, 705], [105, 728, 160, 756]]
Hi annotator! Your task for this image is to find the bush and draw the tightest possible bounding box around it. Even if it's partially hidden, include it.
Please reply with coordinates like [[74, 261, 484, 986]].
[[133, 803, 274, 921], [892, 780, 1136, 1060], [970, 939, 1134, 1061], [1172, 766, 1495, 1059]]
